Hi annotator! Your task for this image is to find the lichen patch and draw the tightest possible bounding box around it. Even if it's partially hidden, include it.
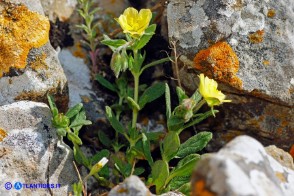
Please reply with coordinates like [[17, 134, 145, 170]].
[[0, 128, 8, 142], [0, 2, 50, 77], [248, 30, 265, 44], [194, 41, 242, 89], [29, 52, 48, 71]]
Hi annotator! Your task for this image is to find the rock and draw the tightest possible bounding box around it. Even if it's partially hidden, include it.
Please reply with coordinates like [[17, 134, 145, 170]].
[[265, 145, 294, 170], [40, 0, 77, 22], [0, 101, 78, 195], [167, 0, 294, 150], [95, 0, 130, 17], [192, 135, 294, 196], [58, 49, 95, 108], [109, 175, 153, 196], [0, 0, 68, 112]]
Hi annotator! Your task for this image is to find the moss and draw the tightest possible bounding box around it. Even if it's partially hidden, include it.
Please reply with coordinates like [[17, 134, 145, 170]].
[[0, 2, 49, 77], [0, 128, 8, 142], [248, 30, 264, 44], [193, 41, 242, 89]]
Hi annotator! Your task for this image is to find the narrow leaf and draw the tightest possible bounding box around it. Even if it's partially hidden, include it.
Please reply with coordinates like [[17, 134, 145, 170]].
[[96, 74, 117, 92], [47, 94, 58, 117], [65, 103, 83, 118], [165, 83, 171, 120], [142, 133, 153, 166], [176, 132, 212, 158], [138, 82, 165, 109], [98, 131, 112, 147], [152, 160, 169, 193], [105, 106, 125, 135], [126, 96, 140, 111], [163, 132, 180, 162], [132, 24, 156, 50], [176, 87, 188, 103]]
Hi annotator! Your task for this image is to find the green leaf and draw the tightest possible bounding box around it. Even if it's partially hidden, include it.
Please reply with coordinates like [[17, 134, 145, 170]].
[[67, 132, 83, 145], [145, 131, 165, 141], [70, 109, 92, 128], [191, 90, 202, 104], [96, 74, 117, 92], [176, 132, 212, 158], [171, 154, 200, 177], [73, 144, 90, 167], [176, 87, 188, 103], [165, 83, 171, 120], [56, 128, 67, 137], [142, 133, 153, 166], [132, 24, 156, 50], [98, 131, 112, 148], [151, 160, 169, 193], [101, 35, 127, 51], [47, 94, 58, 117], [65, 103, 83, 119], [177, 182, 191, 195], [167, 115, 185, 132], [138, 82, 165, 109], [169, 176, 191, 191], [110, 51, 123, 78], [126, 96, 140, 111], [53, 114, 70, 128], [162, 132, 180, 162], [72, 182, 83, 196], [105, 106, 125, 135], [133, 167, 145, 176]]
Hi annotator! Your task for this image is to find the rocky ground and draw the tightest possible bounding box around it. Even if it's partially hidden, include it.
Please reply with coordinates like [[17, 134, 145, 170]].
[[0, 0, 293, 195]]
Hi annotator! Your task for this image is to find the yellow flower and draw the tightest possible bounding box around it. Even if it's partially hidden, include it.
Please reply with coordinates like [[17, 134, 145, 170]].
[[89, 157, 108, 176], [116, 7, 152, 38], [198, 74, 231, 108]]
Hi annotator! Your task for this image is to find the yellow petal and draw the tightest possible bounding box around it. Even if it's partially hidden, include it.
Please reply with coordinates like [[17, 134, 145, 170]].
[[198, 73, 231, 108], [116, 7, 152, 38]]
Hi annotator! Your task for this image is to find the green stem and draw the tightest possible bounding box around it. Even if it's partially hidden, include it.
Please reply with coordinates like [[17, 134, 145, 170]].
[[131, 74, 139, 129], [193, 99, 206, 113], [178, 109, 218, 133], [131, 49, 140, 129], [140, 57, 171, 75]]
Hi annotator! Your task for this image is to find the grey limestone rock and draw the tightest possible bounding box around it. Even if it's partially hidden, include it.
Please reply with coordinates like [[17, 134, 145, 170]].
[[167, 0, 294, 150], [0, 0, 68, 112], [0, 101, 78, 195], [109, 175, 153, 196], [191, 135, 294, 196]]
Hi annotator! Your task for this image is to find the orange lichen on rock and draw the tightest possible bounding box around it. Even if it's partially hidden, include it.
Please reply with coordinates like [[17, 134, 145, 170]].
[[194, 41, 242, 89], [30, 53, 48, 71], [263, 60, 270, 66], [0, 2, 50, 77], [290, 145, 294, 158], [248, 30, 264, 44], [267, 9, 276, 18], [0, 128, 8, 142], [192, 180, 215, 196]]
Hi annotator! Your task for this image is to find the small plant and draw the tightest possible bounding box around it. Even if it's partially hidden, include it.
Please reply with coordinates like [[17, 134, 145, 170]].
[[76, 0, 101, 72], [96, 7, 231, 195], [47, 94, 111, 194]]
